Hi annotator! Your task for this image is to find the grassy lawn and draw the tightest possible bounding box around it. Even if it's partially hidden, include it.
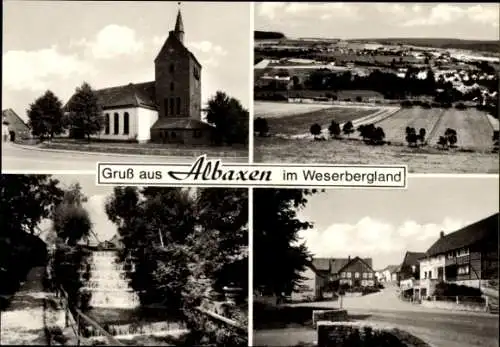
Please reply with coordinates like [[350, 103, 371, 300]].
[[254, 137, 499, 174], [20, 138, 248, 158]]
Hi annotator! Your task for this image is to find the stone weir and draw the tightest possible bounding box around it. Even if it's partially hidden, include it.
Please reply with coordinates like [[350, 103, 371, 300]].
[[80, 249, 140, 309]]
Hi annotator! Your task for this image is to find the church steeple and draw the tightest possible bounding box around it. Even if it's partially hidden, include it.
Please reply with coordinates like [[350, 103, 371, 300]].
[[174, 3, 184, 44]]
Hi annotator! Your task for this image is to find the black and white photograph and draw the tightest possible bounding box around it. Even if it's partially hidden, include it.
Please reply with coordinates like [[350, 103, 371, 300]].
[[253, 177, 499, 347], [2, 1, 250, 172], [253, 2, 499, 173], [0, 174, 248, 346]]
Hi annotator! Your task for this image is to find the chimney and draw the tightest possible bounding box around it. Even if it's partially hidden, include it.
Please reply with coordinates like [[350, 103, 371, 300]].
[[440, 231, 445, 238], [348, 255, 351, 261]]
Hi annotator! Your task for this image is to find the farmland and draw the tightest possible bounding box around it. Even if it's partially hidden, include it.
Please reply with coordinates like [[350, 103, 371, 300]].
[[375, 108, 443, 145], [254, 137, 499, 174], [255, 101, 377, 136], [426, 109, 495, 149]]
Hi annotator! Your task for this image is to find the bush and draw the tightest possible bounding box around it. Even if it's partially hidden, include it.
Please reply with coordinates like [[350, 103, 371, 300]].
[[455, 102, 467, 110], [355, 96, 363, 102], [421, 102, 431, 109], [401, 100, 413, 108], [433, 282, 482, 297]]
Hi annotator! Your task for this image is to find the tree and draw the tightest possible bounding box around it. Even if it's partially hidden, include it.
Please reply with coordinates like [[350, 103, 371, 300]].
[[342, 121, 355, 137], [328, 120, 341, 138], [405, 127, 418, 147], [52, 183, 92, 246], [27, 90, 65, 140], [418, 128, 426, 145], [206, 91, 249, 145], [372, 126, 386, 145], [253, 189, 321, 297], [446, 128, 458, 147], [254, 117, 269, 137], [310, 123, 322, 140], [438, 136, 448, 149], [65, 82, 104, 141]]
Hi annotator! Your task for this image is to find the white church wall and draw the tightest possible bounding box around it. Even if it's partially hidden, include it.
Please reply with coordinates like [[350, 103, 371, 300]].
[[137, 107, 159, 143], [95, 107, 138, 141]]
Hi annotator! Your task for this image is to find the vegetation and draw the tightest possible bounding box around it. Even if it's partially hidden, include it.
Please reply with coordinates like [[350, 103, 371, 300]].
[[253, 189, 321, 297], [254, 30, 286, 40], [65, 82, 104, 141], [206, 91, 249, 146], [358, 124, 386, 145], [342, 121, 355, 137], [254, 117, 270, 137], [328, 120, 341, 138], [27, 90, 65, 140], [105, 187, 248, 345], [310, 123, 322, 140]]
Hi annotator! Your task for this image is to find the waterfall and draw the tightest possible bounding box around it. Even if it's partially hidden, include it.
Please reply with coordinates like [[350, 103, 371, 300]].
[[86, 250, 140, 309]]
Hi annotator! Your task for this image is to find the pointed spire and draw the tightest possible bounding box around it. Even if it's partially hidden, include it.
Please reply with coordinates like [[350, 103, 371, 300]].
[[174, 2, 184, 43]]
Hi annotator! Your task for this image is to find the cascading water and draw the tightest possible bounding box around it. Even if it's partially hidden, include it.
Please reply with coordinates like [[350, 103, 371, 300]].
[[84, 250, 140, 309]]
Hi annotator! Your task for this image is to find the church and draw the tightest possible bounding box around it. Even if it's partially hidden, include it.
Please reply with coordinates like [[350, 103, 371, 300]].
[[67, 7, 213, 144]]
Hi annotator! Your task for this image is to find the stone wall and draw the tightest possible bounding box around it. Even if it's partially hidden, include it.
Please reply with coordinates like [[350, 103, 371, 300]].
[[317, 321, 432, 347]]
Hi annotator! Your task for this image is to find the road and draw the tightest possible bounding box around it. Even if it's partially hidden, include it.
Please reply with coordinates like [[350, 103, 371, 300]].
[[254, 309, 499, 347], [1, 142, 247, 172], [255, 284, 499, 347]]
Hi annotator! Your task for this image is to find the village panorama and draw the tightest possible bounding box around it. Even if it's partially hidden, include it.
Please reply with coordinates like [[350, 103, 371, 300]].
[[253, 2, 499, 173]]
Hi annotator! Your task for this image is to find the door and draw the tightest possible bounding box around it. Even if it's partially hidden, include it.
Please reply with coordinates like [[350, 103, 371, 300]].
[[9, 131, 15, 142], [437, 267, 444, 281]]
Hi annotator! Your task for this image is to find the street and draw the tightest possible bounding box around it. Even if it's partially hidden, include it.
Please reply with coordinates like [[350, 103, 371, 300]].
[[254, 285, 499, 347], [1, 142, 248, 172]]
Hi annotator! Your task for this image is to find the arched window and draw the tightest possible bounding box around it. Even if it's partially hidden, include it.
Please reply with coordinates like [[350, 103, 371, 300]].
[[123, 112, 129, 135], [170, 82, 174, 91], [104, 113, 110, 134], [114, 113, 119, 135], [164, 98, 169, 116], [169, 64, 174, 73], [176, 97, 181, 115]]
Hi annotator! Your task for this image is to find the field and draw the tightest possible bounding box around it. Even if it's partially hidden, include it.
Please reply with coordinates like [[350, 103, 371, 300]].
[[254, 137, 499, 173], [375, 108, 443, 145], [255, 101, 376, 136], [254, 101, 336, 118], [426, 109, 496, 149]]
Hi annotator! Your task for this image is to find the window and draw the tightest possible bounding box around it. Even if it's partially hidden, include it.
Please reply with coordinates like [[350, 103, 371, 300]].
[[104, 113, 110, 134], [171, 131, 176, 139], [170, 97, 174, 115], [193, 130, 202, 138], [411, 265, 416, 272], [456, 248, 470, 257], [447, 252, 455, 259], [123, 112, 129, 135], [368, 273, 373, 279], [347, 272, 351, 278], [355, 272, 360, 278], [458, 266, 470, 275], [362, 272, 367, 279], [169, 64, 174, 73], [164, 98, 169, 116], [176, 97, 181, 115], [170, 82, 174, 91], [193, 67, 200, 80], [114, 113, 119, 134]]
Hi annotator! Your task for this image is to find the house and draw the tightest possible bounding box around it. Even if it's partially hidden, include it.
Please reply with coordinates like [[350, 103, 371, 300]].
[[65, 6, 213, 145], [2, 109, 30, 142], [398, 251, 425, 295], [415, 213, 499, 300], [380, 265, 400, 283], [338, 257, 376, 288]]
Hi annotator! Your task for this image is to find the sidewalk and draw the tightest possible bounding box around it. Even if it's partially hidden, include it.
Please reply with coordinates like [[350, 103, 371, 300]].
[[0, 266, 65, 345]]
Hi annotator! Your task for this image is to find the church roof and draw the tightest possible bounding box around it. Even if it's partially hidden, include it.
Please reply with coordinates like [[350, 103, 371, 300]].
[[175, 9, 184, 33], [155, 32, 201, 68], [94, 81, 157, 110], [151, 118, 213, 130]]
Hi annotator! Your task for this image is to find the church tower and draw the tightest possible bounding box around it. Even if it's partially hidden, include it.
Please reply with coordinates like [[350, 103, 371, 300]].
[[154, 3, 202, 121]]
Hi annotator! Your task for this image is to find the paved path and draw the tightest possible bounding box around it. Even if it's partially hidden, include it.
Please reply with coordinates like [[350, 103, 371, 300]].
[[1, 142, 247, 172], [0, 266, 65, 345]]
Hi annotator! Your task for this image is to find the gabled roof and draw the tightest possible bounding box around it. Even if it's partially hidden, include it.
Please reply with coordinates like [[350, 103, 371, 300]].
[[338, 256, 375, 273], [312, 257, 373, 274], [65, 82, 157, 110], [2, 108, 30, 133], [154, 31, 201, 68], [96, 81, 156, 109], [425, 213, 499, 257], [401, 251, 425, 267], [151, 118, 213, 130], [383, 265, 400, 273]]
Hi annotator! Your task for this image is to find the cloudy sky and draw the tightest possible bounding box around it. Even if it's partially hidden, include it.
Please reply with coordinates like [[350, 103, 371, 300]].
[[256, 3, 499, 41], [296, 176, 499, 270], [3, 1, 250, 122]]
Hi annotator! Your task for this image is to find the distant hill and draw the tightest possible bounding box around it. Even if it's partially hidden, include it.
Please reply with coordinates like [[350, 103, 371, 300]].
[[348, 38, 500, 53], [255, 30, 286, 40]]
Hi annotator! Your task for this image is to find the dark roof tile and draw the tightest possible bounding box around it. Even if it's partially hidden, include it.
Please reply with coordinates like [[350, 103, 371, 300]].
[[425, 213, 498, 257], [151, 118, 213, 130]]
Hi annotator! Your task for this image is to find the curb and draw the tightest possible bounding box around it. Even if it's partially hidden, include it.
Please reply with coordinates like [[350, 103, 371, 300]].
[[10, 142, 249, 161]]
